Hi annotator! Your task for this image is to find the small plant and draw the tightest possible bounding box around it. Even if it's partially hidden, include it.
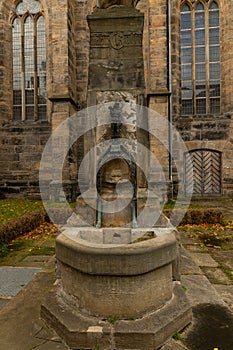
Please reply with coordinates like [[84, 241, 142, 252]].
[[200, 242, 208, 251], [223, 269, 233, 281], [94, 345, 102, 350], [182, 285, 187, 292], [0, 241, 8, 256], [173, 331, 183, 341], [198, 231, 230, 247], [107, 317, 118, 325], [133, 231, 156, 243]]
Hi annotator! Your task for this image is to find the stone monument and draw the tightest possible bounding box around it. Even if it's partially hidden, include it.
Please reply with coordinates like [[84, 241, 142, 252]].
[[41, 5, 192, 349]]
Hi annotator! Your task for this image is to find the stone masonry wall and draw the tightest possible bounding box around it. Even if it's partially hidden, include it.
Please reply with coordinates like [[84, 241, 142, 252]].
[[221, 0, 233, 113], [0, 122, 51, 198], [1, 0, 233, 198], [0, 0, 13, 126], [171, 1, 233, 195], [0, 0, 78, 198]]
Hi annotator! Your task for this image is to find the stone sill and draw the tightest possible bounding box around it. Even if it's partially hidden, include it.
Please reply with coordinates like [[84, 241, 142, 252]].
[[179, 114, 232, 120], [0, 120, 51, 132]]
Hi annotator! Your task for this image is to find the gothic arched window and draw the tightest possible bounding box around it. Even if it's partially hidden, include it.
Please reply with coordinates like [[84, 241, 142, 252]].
[[180, 1, 220, 116], [12, 0, 46, 121]]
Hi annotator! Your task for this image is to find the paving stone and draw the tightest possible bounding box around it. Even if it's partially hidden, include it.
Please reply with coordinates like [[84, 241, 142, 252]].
[[179, 236, 200, 245], [0, 267, 40, 296], [202, 266, 232, 285], [182, 244, 204, 253], [213, 284, 233, 309], [0, 297, 11, 311], [189, 252, 219, 267], [18, 255, 51, 268], [181, 275, 226, 307], [33, 340, 69, 349], [159, 339, 188, 349], [22, 255, 50, 263], [0, 271, 57, 350], [211, 250, 233, 270], [180, 247, 203, 275]]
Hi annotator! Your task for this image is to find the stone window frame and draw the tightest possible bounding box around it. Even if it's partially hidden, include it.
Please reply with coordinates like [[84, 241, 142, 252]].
[[180, 0, 221, 117], [10, 0, 47, 122]]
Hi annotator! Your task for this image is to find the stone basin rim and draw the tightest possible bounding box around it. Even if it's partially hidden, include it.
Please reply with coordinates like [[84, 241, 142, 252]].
[[58, 229, 177, 253], [56, 231, 178, 276]]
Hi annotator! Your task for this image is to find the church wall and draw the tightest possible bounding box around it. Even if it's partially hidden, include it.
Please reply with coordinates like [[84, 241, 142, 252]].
[[0, 0, 233, 198], [172, 0, 233, 195], [221, 0, 233, 112], [0, 0, 79, 199]]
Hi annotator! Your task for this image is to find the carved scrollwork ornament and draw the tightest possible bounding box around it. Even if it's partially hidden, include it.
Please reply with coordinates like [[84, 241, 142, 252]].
[[97, 0, 140, 9]]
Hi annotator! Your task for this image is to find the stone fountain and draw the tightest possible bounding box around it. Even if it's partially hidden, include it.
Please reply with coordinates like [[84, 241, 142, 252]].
[[41, 5, 192, 349]]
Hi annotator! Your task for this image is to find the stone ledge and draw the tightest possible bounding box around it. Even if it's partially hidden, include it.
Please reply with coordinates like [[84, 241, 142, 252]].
[[41, 282, 192, 350]]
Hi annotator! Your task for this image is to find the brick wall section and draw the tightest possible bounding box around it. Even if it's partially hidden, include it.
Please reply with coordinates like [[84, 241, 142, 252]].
[[176, 118, 231, 142], [49, 0, 69, 98], [0, 122, 51, 198], [68, 0, 77, 103], [75, 0, 91, 109], [133, 0, 170, 183], [147, 0, 168, 92], [137, 0, 149, 88]]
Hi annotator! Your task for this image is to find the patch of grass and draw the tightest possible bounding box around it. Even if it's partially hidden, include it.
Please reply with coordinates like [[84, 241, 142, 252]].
[[28, 245, 55, 256], [94, 346, 102, 350], [164, 200, 176, 210], [0, 199, 44, 226], [107, 317, 118, 325], [178, 222, 233, 248], [0, 222, 57, 263], [44, 201, 76, 209], [173, 331, 183, 341], [223, 269, 233, 281], [198, 231, 230, 247]]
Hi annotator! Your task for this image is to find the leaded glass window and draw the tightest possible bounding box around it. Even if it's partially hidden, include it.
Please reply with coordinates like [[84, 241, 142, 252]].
[[12, 0, 46, 121], [180, 1, 220, 116]]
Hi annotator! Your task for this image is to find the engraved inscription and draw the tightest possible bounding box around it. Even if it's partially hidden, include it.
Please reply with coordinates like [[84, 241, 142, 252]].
[[110, 33, 124, 50], [91, 32, 142, 49], [91, 34, 109, 47]]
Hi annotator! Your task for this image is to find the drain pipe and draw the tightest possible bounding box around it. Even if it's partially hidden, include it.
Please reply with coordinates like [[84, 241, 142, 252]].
[[96, 172, 102, 227], [167, 0, 173, 200], [96, 197, 102, 228]]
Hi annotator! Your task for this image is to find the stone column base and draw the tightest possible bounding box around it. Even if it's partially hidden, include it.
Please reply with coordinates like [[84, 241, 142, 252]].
[[41, 282, 191, 350]]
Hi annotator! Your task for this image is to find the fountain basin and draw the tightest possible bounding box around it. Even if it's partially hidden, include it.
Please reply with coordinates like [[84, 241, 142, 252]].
[[56, 228, 178, 318]]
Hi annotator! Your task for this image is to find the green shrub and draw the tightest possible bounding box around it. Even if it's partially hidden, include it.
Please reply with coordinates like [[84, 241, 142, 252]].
[[0, 210, 47, 244], [0, 199, 44, 225], [164, 208, 225, 226]]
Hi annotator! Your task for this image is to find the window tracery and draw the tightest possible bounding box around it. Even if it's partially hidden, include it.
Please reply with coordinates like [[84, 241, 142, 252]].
[[180, 1, 220, 116], [12, 0, 46, 121]]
